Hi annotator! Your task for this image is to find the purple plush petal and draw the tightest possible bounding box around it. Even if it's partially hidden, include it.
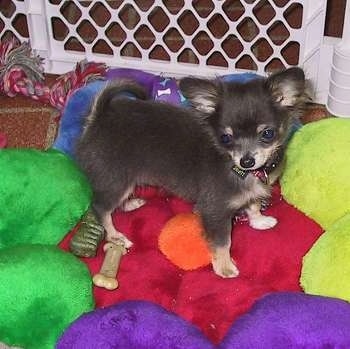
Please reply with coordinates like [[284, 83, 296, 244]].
[[57, 300, 214, 349], [219, 292, 350, 349]]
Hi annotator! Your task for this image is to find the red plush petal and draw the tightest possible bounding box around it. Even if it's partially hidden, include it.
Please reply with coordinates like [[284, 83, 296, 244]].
[[59, 184, 323, 343]]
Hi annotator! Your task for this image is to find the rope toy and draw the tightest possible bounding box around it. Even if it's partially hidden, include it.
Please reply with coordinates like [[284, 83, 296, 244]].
[[49, 59, 107, 110], [0, 37, 49, 100], [0, 38, 107, 110]]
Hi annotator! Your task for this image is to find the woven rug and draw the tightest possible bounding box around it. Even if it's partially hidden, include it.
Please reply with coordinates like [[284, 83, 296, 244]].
[[0, 77, 59, 149]]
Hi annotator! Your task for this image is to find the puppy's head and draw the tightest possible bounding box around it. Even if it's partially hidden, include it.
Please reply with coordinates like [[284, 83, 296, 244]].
[[180, 67, 310, 170]]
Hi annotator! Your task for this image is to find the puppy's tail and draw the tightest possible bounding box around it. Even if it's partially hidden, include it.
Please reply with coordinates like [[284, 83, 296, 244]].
[[92, 79, 148, 116]]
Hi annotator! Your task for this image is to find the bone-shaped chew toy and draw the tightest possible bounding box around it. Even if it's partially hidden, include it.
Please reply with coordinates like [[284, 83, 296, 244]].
[[92, 241, 126, 290]]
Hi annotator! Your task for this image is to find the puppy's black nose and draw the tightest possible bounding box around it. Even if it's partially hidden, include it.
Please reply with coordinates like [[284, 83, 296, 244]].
[[240, 155, 255, 169]]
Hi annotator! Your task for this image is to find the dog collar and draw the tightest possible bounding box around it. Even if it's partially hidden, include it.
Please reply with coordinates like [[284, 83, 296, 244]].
[[232, 165, 268, 184]]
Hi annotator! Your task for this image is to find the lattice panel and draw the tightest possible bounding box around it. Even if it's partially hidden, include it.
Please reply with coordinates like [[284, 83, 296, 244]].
[[0, 0, 29, 42], [43, 0, 305, 75]]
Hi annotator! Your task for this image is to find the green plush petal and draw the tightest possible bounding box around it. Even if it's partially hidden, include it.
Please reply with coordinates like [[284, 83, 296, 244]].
[[281, 118, 350, 230], [0, 149, 92, 248], [301, 214, 350, 302], [0, 245, 94, 349]]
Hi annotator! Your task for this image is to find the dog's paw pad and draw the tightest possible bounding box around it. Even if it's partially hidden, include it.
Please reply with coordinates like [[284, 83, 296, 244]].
[[249, 215, 277, 230]]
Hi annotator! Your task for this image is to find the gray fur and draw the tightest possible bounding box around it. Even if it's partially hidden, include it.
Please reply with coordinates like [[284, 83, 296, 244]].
[[75, 80, 242, 249]]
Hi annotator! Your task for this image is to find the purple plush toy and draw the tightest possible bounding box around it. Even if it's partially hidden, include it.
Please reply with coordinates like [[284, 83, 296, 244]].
[[57, 292, 350, 348], [57, 300, 213, 349], [105, 68, 184, 105]]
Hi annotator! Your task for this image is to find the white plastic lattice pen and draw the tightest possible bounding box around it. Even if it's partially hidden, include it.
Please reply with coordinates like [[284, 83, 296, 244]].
[[326, 0, 350, 118], [0, 0, 341, 105]]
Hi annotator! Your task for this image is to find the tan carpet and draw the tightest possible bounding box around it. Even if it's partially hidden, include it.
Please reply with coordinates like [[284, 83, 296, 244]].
[[0, 93, 58, 149]]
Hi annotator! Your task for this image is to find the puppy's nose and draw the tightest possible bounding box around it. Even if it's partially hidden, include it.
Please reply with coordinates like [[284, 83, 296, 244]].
[[240, 155, 255, 169]]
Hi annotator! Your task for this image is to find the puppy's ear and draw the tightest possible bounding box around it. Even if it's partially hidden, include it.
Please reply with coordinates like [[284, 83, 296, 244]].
[[266, 67, 309, 107], [179, 77, 221, 115]]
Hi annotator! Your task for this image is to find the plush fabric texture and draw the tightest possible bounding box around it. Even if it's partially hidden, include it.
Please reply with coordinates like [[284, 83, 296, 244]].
[[158, 213, 211, 270], [0, 148, 91, 248], [0, 245, 94, 349], [57, 300, 213, 349], [105, 68, 259, 106], [301, 213, 350, 302], [105, 68, 183, 105], [52, 80, 106, 157], [219, 292, 350, 348], [59, 185, 323, 343], [57, 292, 350, 348], [281, 118, 350, 230], [0, 342, 22, 349]]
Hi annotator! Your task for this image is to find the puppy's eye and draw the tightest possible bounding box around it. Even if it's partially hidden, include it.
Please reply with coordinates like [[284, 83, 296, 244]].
[[221, 133, 233, 144], [261, 128, 275, 142]]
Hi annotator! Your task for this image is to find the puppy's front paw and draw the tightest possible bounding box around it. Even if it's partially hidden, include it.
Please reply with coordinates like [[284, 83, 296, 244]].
[[107, 233, 134, 250], [115, 236, 133, 249], [212, 258, 239, 278], [249, 215, 277, 230]]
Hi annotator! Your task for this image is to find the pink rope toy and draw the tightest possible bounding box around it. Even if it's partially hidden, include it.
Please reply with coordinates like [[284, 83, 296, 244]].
[[0, 38, 107, 110], [49, 60, 107, 110], [0, 38, 49, 99]]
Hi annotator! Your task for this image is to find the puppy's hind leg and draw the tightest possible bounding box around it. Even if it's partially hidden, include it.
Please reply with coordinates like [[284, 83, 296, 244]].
[[93, 188, 134, 249], [100, 209, 133, 249]]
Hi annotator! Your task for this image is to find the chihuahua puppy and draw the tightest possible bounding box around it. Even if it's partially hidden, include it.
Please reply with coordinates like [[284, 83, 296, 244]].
[[179, 67, 309, 230], [75, 67, 308, 278]]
